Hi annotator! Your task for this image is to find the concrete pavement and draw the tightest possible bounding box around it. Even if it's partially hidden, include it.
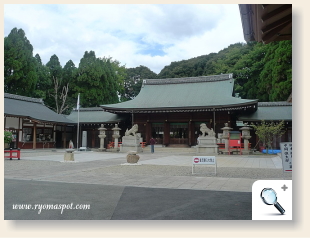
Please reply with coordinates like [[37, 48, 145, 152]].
[[4, 148, 291, 220], [4, 179, 252, 220], [5, 149, 291, 193]]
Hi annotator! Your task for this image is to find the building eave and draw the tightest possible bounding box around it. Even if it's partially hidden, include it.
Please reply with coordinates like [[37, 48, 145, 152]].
[[102, 101, 258, 114]]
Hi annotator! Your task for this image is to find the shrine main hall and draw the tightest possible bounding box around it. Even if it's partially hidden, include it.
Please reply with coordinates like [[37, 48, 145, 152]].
[[100, 73, 260, 147]]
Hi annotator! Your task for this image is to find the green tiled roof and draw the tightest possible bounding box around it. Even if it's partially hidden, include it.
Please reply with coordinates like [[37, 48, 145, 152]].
[[238, 102, 292, 121], [66, 107, 123, 123], [101, 74, 258, 113], [4, 93, 74, 124]]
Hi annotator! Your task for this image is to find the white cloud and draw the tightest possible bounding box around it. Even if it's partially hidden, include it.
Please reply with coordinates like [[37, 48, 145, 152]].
[[4, 4, 245, 74]]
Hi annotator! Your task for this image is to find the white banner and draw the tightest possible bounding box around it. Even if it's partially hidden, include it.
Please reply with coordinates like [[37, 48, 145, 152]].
[[280, 142, 292, 172], [192, 156, 217, 175], [192, 156, 216, 165]]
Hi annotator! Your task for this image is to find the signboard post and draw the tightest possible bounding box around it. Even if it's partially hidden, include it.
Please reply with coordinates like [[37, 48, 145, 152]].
[[192, 156, 217, 175], [280, 142, 292, 173]]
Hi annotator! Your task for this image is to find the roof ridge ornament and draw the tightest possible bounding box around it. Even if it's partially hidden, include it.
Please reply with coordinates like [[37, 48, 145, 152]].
[[4, 93, 44, 104], [144, 74, 233, 85]]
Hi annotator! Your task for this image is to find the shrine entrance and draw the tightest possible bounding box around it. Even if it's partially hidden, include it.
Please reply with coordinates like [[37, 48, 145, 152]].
[[151, 123, 164, 144], [169, 123, 188, 144]]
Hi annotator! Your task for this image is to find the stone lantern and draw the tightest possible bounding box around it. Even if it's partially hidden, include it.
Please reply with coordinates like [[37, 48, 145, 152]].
[[221, 123, 232, 154], [112, 124, 121, 150], [98, 124, 107, 151], [240, 123, 252, 154]]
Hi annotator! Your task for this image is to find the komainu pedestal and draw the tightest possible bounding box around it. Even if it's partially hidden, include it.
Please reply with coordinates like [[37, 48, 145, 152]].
[[64, 149, 75, 161], [196, 136, 218, 154], [120, 136, 142, 153], [120, 124, 142, 153], [196, 123, 218, 154]]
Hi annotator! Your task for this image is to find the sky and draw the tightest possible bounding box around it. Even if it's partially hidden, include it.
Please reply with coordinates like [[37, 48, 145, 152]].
[[4, 4, 246, 74]]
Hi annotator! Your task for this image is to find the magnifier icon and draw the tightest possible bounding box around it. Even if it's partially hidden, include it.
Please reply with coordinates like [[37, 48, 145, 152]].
[[260, 188, 285, 215]]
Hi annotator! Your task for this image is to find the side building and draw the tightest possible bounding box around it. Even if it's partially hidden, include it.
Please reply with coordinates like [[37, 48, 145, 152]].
[[66, 107, 125, 148], [238, 101, 292, 149], [4, 93, 74, 149]]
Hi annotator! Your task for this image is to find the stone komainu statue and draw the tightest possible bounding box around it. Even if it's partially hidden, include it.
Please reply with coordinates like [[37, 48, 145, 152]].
[[200, 123, 215, 137], [125, 124, 138, 136]]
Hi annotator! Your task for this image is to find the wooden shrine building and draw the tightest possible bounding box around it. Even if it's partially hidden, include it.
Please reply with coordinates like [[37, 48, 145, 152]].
[[66, 107, 125, 148], [4, 93, 74, 149], [100, 74, 258, 147]]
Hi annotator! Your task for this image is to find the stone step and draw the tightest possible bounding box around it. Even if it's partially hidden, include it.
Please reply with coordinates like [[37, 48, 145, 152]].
[[166, 144, 191, 148], [143, 146, 196, 153]]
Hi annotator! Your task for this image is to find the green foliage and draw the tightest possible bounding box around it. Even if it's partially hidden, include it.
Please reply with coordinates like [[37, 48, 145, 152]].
[[45, 55, 67, 113], [157, 41, 292, 102], [233, 42, 268, 99], [122, 65, 157, 101], [4, 28, 38, 96], [33, 54, 52, 99], [251, 120, 285, 151], [108, 58, 127, 101], [259, 41, 292, 101], [61, 60, 78, 114], [72, 51, 120, 107], [4, 130, 13, 143]]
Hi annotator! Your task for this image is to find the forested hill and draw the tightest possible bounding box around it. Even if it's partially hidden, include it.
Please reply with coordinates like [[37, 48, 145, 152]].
[[155, 41, 292, 102]]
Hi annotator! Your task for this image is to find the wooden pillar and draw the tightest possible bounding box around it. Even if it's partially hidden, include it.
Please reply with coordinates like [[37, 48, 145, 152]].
[[33, 122, 37, 149], [164, 121, 170, 146], [213, 109, 216, 132], [92, 129, 95, 148], [190, 121, 195, 146], [146, 121, 151, 144], [63, 125, 67, 148], [188, 120, 192, 146]]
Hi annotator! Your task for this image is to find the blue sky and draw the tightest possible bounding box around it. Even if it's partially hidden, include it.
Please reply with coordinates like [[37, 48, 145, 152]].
[[4, 4, 246, 74]]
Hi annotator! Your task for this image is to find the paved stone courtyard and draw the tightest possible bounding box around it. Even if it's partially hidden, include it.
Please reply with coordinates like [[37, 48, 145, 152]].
[[4, 148, 292, 193]]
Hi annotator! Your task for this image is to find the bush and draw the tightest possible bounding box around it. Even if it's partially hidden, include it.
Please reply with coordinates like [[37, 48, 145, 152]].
[[4, 130, 13, 144], [251, 120, 285, 152]]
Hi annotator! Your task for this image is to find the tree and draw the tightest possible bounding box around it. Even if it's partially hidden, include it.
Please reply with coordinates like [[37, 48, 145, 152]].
[[123, 65, 157, 101], [33, 53, 51, 99], [61, 60, 78, 114], [259, 41, 292, 101], [72, 51, 120, 107], [251, 120, 285, 153], [4, 28, 38, 96], [233, 42, 267, 100], [108, 58, 127, 102], [45, 54, 70, 114]]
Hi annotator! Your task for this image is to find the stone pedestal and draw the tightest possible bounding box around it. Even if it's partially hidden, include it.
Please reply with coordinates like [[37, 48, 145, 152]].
[[126, 151, 140, 163], [64, 149, 75, 161], [242, 139, 251, 154], [196, 136, 218, 154], [120, 135, 142, 153]]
